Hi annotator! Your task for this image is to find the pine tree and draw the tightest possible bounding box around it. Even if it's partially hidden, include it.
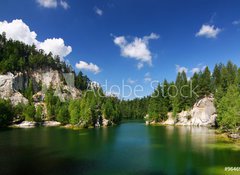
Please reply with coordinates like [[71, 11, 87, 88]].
[[226, 60, 237, 86], [35, 105, 43, 122], [198, 66, 211, 97], [56, 103, 69, 125], [23, 104, 36, 122], [148, 84, 168, 122], [0, 99, 13, 126], [212, 64, 222, 90], [69, 99, 81, 125], [217, 84, 240, 132]]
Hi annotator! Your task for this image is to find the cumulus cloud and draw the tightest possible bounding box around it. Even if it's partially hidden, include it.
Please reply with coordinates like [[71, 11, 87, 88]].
[[113, 33, 159, 69], [176, 65, 188, 73], [37, 0, 69, 9], [94, 7, 103, 16], [0, 19, 37, 45], [38, 38, 72, 60], [37, 0, 57, 8], [196, 24, 221, 38], [0, 19, 72, 60], [75, 61, 101, 74]]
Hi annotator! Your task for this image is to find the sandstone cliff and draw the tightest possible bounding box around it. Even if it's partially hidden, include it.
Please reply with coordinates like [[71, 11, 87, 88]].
[[147, 96, 217, 127], [0, 69, 81, 105]]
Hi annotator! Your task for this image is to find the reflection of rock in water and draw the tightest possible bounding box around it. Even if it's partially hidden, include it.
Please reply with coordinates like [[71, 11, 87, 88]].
[[175, 126, 216, 154]]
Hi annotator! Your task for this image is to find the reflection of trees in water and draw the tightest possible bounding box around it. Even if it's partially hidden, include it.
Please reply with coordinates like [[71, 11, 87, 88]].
[[147, 125, 240, 175]]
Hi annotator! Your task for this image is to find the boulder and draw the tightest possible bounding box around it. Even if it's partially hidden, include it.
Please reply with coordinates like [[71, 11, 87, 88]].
[[12, 121, 36, 128], [176, 111, 191, 125], [162, 96, 217, 127], [190, 96, 216, 126], [102, 118, 112, 127], [42, 121, 61, 127], [163, 112, 175, 125]]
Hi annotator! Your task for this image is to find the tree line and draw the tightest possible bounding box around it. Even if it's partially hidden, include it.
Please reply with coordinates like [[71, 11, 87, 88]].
[[0, 32, 239, 131]]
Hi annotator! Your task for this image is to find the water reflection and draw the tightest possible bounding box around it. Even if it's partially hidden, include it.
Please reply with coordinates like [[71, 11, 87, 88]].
[[0, 123, 239, 175]]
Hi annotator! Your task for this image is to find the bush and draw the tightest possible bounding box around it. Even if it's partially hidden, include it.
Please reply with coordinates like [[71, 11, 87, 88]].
[[0, 99, 13, 127]]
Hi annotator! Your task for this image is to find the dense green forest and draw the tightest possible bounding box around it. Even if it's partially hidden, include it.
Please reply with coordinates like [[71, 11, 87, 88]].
[[0, 33, 239, 132]]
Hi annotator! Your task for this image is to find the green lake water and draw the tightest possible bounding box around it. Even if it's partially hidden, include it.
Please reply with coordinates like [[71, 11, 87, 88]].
[[0, 121, 239, 175]]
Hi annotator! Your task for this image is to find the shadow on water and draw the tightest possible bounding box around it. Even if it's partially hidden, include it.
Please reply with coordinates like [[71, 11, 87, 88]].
[[0, 145, 99, 175]]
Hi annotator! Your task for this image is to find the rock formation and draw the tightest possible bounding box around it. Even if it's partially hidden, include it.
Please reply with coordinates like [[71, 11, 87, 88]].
[[0, 73, 28, 105], [175, 96, 217, 126], [0, 68, 81, 106], [146, 96, 217, 127]]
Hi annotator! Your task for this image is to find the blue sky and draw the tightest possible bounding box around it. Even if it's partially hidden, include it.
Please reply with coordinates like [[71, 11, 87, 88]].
[[1, 0, 240, 98]]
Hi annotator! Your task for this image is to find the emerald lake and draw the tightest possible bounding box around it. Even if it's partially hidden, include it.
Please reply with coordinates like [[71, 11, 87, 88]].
[[0, 121, 239, 175]]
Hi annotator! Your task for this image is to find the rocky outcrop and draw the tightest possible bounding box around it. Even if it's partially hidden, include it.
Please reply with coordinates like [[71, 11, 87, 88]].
[[12, 121, 37, 128], [42, 121, 61, 127], [31, 69, 62, 89], [0, 73, 28, 105], [163, 112, 175, 125], [102, 118, 113, 127], [31, 69, 81, 100], [0, 69, 81, 105], [176, 96, 217, 126], [146, 96, 217, 127]]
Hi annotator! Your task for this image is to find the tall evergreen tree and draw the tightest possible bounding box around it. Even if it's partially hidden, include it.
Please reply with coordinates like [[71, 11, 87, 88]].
[[198, 67, 211, 97], [217, 84, 240, 132]]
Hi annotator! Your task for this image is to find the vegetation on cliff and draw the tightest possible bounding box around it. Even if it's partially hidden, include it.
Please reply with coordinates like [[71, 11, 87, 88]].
[[0, 32, 239, 132]]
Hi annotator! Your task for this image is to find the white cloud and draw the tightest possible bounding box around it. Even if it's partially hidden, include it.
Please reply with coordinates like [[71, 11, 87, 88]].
[[196, 24, 221, 38], [38, 38, 72, 60], [0, 19, 72, 60], [233, 20, 240, 25], [37, 0, 69, 9], [176, 65, 188, 73], [94, 7, 103, 16], [114, 33, 159, 68], [191, 67, 200, 74], [75, 61, 101, 74], [60, 0, 70, 10], [144, 72, 152, 82], [37, 0, 57, 8], [127, 78, 137, 84], [190, 65, 206, 74], [0, 19, 38, 45]]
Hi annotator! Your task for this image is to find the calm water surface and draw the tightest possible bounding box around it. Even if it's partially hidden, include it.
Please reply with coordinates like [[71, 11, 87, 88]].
[[0, 121, 239, 175]]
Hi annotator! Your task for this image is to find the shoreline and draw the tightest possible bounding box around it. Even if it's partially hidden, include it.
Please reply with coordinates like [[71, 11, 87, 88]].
[[146, 121, 240, 140]]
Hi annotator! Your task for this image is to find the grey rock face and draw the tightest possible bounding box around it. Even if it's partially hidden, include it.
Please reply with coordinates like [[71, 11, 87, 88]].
[[0, 73, 28, 105], [176, 97, 217, 126]]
